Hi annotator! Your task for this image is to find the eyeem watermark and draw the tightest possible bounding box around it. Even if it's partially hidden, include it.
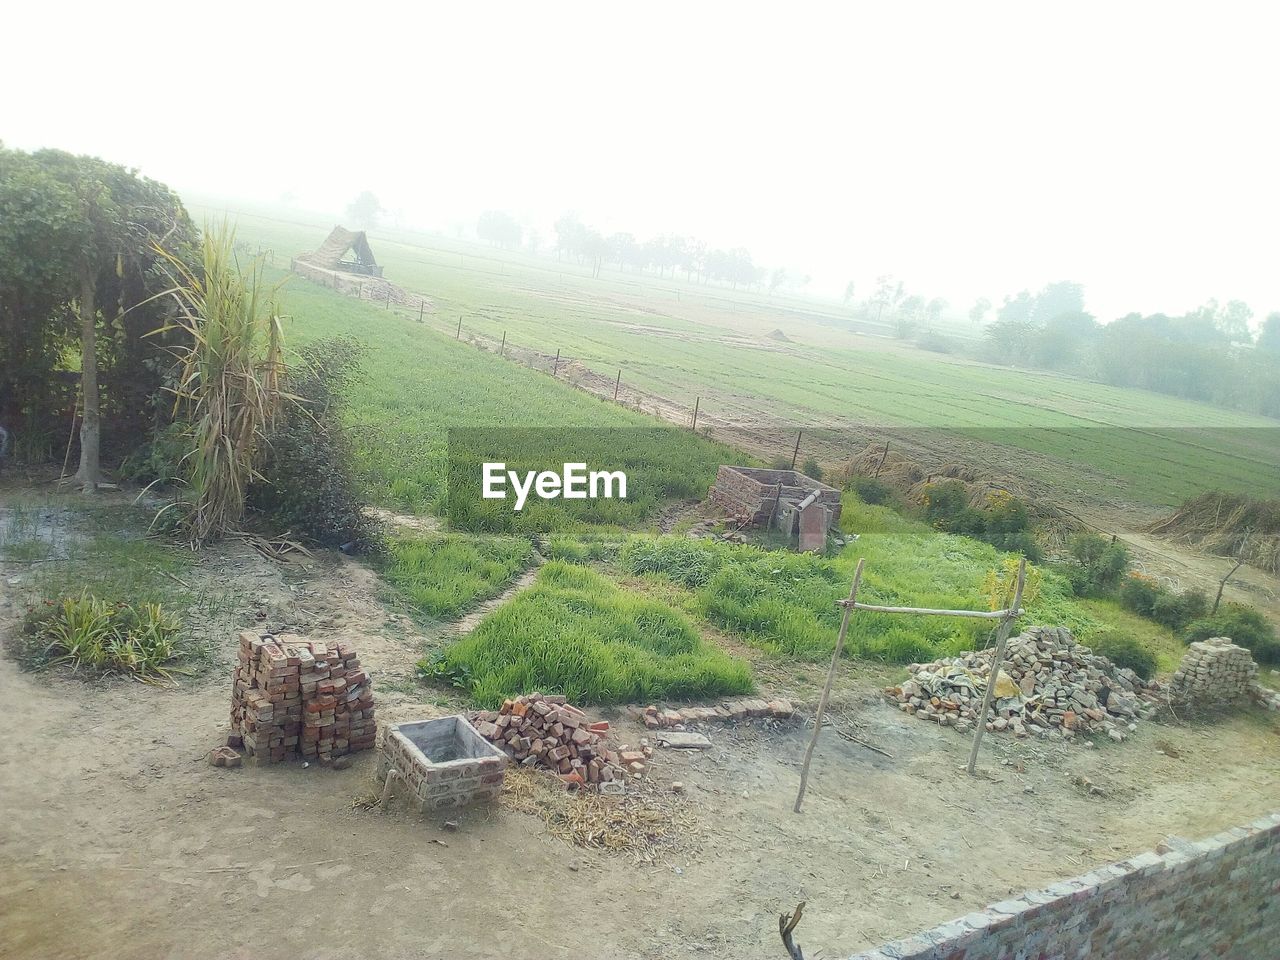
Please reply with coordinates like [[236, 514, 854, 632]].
[[482, 462, 627, 511]]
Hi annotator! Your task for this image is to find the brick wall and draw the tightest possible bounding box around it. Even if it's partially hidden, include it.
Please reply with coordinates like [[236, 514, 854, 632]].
[[847, 811, 1280, 960]]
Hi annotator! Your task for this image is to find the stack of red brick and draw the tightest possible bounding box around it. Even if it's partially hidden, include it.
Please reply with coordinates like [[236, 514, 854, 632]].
[[469, 693, 634, 789], [229, 632, 376, 763]]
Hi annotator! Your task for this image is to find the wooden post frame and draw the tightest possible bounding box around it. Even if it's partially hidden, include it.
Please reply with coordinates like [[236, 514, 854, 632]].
[[966, 556, 1027, 776], [692, 396, 700, 431], [792, 555, 1029, 811], [794, 558, 864, 813]]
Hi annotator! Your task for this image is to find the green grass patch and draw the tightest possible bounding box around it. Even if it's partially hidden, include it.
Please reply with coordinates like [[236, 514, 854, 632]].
[[421, 560, 753, 707], [838, 491, 933, 535], [380, 534, 533, 620], [17, 592, 184, 679], [619, 531, 1187, 671]]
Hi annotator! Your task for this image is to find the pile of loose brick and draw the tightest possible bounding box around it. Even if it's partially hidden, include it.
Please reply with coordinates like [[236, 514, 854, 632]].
[[469, 694, 635, 790], [885, 626, 1160, 742], [626, 697, 795, 730], [229, 632, 376, 763], [1168, 636, 1257, 705]]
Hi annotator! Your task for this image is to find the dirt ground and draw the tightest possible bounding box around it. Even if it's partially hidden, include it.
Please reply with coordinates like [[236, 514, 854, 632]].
[[3, 491, 1279, 960]]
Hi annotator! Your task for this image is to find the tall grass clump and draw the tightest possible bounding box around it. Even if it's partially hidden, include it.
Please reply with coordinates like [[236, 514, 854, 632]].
[[155, 226, 286, 547], [421, 561, 753, 707], [381, 534, 533, 619], [20, 592, 183, 680]]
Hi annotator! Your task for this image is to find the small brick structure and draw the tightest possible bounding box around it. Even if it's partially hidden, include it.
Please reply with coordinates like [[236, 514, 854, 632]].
[[708, 466, 841, 546], [847, 812, 1280, 960], [378, 717, 507, 811], [229, 632, 376, 763], [1168, 636, 1258, 705]]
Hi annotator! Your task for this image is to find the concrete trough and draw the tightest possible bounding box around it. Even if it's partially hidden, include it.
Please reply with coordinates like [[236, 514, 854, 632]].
[[378, 716, 507, 811]]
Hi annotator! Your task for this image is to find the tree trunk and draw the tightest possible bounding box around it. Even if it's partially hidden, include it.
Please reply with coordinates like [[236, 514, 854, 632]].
[[73, 263, 100, 493]]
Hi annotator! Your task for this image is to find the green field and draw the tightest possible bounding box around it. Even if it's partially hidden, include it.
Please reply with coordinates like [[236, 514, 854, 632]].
[[209, 204, 1280, 512], [267, 268, 739, 523]]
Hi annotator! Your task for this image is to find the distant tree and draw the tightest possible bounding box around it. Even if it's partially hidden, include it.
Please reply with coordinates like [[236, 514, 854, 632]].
[[896, 294, 925, 339], [925, 297, 948, 329], [346, 191, 382, 229], [769, 267, 788, 296], [843, 280, 856, 304], [553, 213, 590, 263], [476, 210, 522, 250], [1030, 281, 1085, 324], [998, 290, 1035, 325], [608, 232, 639, 271], [1258, 312, 1280, 352], [526, 229, 541, 256], [1217, 299, 1254, 344], [872, 274, 903, 324], [581, 229, 609, 279], [969, 297, 992, 325]]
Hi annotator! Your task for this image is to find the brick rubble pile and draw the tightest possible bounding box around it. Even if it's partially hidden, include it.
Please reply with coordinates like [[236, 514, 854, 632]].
[[470, 694, 635, 790], [1168, 636, 1256, 705], [230, 631, 375, 762], [885, 626, 1160, 742]]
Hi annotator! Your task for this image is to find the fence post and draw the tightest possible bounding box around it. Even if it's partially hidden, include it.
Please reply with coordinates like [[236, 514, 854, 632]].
[[790, 431, 803, 470], [613, 370, 622, 401], [552, 349, 560, 377], [794, 558, 864, 813], [966, 557, 1027, 776], [456, 316, 462, 340], [500, 331, 506, 357], [692, 396, 700, 431], [418, 301, 424, 323], [386, 288, 391, 309]]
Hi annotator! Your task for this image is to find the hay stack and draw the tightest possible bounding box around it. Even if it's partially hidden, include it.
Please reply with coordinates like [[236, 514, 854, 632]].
[[1148, 492, 1280, 575]]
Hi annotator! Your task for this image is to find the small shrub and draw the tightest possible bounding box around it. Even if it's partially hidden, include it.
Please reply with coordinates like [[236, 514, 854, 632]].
[[769, 455, 793, 471], [849, 476, 893, 505], [801, 457, 824, 482], [922, 480, 969, 527], [1088, 630, 1158, 680], [1067, 533, 1130, 596], [20, 592, 183, 679], [1119, 573, 1163, 617], [250, 337, 381, 550], [915, 329, 956, 354], [1183, 604, 1280, 664], [1150, 588, 1208, 631]]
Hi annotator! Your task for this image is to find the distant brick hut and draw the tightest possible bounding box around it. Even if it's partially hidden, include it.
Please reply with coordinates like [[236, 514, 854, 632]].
[[709, 466, 841, 551]]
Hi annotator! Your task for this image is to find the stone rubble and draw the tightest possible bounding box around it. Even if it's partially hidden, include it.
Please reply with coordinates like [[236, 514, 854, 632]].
[[229, 631, 376, 763], [624, 698, 795, 730], [469, 693, 631, 790], [883, 626, 1161, 742]]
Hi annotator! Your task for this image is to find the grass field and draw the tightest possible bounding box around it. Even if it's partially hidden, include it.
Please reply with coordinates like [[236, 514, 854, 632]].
[[265, 269, 739, 524], [422, 561, 754, 707], [206, 203, 1280, 512], [617, 523, 1185, 672]]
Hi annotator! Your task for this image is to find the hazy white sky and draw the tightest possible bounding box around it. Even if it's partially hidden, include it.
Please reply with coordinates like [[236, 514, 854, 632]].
[[5, 1, 1277, 321]]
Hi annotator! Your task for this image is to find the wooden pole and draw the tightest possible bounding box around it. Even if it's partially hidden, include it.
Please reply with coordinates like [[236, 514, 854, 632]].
[[552, 349, 560, 377], [692, 396, 700, 431], [386, 288, 391, 309], [794, 558, 864, 813], [418, 301, 424, 323], [613, 369, 622, 401], [966, 556, 1027, 777], [500, 331, 506, 357], [790, 431, 803, 470], [456, 316, 462, 339], [874, 441, 890, 478]]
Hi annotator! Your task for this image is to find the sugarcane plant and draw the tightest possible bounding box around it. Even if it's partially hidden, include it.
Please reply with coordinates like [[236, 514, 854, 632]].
[[152, 225, 288, 547]]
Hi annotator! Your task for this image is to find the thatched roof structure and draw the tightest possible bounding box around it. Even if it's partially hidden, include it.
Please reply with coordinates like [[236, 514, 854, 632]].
[[298, 226, 383, 276]]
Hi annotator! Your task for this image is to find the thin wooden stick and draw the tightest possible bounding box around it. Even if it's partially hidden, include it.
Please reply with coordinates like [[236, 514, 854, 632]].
[[60, 389, 81, 479], [842, 601, 1024, 620], [966, 556, 1027, 776], [794, 557, 864, 813]]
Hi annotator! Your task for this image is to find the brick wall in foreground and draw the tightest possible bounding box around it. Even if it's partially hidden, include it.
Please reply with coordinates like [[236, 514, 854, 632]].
[[848, 811, 1280, 960]]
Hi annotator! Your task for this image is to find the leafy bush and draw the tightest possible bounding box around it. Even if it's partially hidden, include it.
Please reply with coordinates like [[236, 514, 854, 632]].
[[1066, 532, 1130, 596], [848, 476, 893, 505], [422, 561, 753, 706], [1150, 588, 1208, 631], [249, 337, 381, 550], [1119, 572, 1163, 616], [20, 593, 183, 679], [1183, 603, 1280, 664], [923, 484, 1041, 559], [1088, 630, 1158, 680], [915, 329, 956, 354], [801, 457, 824, 482], [922, 480, 969, 527]]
